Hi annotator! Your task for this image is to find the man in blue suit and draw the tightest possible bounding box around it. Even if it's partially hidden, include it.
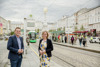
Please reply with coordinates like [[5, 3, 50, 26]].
[[7, 27, 24, 67]]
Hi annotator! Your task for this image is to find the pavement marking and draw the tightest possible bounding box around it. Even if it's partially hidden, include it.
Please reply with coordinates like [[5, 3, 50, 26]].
[[29, 46, 54, 67], [29, 46, 39, 57], [29, 45, 65, 67]]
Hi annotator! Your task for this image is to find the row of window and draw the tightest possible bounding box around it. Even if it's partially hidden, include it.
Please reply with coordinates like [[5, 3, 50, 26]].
[[90, 24, 100, 29]]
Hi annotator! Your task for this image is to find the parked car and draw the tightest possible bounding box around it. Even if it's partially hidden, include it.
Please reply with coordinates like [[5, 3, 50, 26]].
[[89, 37, 100, 44], [0, 37, 3, 40], [0, 35, 3, 40], [4, 35, 10, 40]]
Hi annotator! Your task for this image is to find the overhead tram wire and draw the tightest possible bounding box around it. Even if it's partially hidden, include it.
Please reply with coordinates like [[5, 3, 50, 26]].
[[62, 0, 93, 16]]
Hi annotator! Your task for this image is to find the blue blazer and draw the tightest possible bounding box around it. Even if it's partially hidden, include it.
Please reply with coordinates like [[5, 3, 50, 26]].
[[7, 35, 24, 60]]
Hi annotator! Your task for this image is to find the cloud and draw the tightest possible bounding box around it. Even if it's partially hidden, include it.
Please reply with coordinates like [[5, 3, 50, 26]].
[[0, 0, 100, 23]]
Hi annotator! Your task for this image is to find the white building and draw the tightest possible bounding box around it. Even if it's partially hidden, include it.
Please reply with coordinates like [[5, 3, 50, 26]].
[[35, 21, 43, 31], [0, 16, 11, 35], [57, 16, 67, 29], [75, 8, 90, 31], [66, 15, 75, 33], [48, 22, 57, 31], [11, 23, 24, 31], [56, 15, 75, 33], [88, 6, 100, 34]]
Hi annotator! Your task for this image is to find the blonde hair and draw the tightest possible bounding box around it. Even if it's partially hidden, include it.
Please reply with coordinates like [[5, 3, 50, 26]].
[[42, 31, 49, 39]]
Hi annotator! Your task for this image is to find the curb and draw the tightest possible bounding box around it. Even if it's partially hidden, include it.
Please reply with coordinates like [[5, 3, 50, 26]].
[[53, 42, 100, 53]]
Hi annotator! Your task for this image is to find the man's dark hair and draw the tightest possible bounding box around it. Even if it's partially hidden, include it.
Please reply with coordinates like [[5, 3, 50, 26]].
[[14, 27, 21, 31]]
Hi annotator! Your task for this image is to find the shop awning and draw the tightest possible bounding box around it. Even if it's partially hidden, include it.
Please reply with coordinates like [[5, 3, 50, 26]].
[[73, 31, 88, 33], [73, 31, 81, 33]]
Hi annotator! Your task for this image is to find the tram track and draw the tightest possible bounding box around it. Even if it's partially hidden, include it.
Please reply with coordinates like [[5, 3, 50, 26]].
[[30, 42, 100, 67]]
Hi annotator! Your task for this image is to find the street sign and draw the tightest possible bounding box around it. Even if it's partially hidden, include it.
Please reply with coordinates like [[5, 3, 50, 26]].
[[65, 28, 73, 33], [27, 22, 35, 27], [66, 31, 72, 33]]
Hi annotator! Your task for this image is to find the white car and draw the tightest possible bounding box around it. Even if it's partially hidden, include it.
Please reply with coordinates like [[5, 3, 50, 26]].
[[89, 37, 100, 44], [4, 35, 10, 40]]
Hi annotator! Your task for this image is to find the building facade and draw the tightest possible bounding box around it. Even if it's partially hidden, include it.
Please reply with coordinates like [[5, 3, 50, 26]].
[[75, 8, 90, 31], [11, 23, 24, 31], [88, 6, 100, 35], [0, 16, 11, 35]]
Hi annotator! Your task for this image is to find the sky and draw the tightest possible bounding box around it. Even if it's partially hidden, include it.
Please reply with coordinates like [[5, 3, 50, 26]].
[[0, 0, 100, 23]]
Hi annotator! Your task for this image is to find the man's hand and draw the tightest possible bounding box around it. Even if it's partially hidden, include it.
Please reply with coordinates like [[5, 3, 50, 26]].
[[21, 49, 24, 53], [18, 49, 24, 53]]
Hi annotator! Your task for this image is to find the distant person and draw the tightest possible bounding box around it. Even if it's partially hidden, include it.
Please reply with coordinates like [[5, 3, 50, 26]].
[[75, 35, 77, 44], [90, 36, 93, 42], [71, 36, 74, 45], [61, 34, 64, 43], [65, 35, 67, 43], [52, 35, 54, 41], [82, 35, 87, 47], [79, 35, 82, 46], [26, 36, 30, 46], [58, 35, 61, 42], [7, 27, 24, 67], [38, 31, 53, 67], [63, 35, 65, 43]]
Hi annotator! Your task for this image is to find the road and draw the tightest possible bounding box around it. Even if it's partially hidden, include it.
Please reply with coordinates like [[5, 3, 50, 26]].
[[0, 40, 100, 67], [30, 40, 100, 67]]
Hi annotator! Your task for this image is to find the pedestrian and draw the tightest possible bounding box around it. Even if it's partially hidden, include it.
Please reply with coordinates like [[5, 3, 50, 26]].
[[71, 36, 74, 45], [90, 36, 93, 43], [52, 35, 54, 41], [58, 35, 61, 42], [65, 35, 67, 43], [61, 34, 64, 43], [85, 36, 88, 47], [7, 27, 24, 67], [75, 35, 77, 44], [38, 31, 53, 67], [82, 35, 87, 47], [26, 36, 30, 46], [63, 35, 65, 43], [79, 35, 82, 46]]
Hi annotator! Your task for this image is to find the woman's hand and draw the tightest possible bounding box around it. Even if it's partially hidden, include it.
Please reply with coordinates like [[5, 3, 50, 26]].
[[43, 50, 46, 54], [40, 50, 43, 55]]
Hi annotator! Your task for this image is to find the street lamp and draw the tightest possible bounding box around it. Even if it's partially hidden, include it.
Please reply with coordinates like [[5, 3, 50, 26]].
[[44, 7, 48, 13], [43, 7, 48, 31], [66, 17, 70, 43], [56, 21, 58, 31], [24, 18, 27, 56]]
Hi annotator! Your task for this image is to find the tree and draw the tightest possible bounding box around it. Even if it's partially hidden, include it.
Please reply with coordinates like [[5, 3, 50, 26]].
[[35, 29, 40, 33], [80, 25, 85, 31], [57, 28, 62, 31], [74, 26, 78, 31], [37, 29, 40, 33], [10, 31, 14, 35], [63, 27, 65, 31], [49, 29, 56, 32]]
